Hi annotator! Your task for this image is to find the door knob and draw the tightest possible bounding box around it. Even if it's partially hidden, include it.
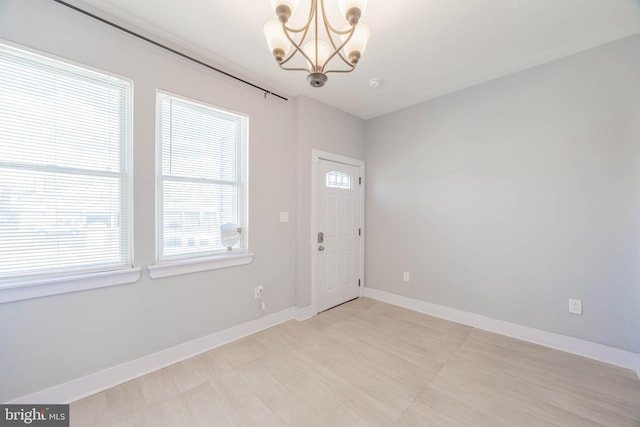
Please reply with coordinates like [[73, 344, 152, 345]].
[[318, 245, 325, 251]]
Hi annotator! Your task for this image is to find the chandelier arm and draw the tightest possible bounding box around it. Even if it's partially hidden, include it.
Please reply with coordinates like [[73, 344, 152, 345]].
[[278, 64, 312, 72], [331, 22, 367, 69], [279, 0, 322, 71], [283, 25, 312, 33], [313, 0, 320, 71], [279, 21, 314, 71], [323, 66, 357, 75], [320, 46, 354, 73], [316, 0, 358, 72], [282, 0, 316, 34], [326, 26, 356, 35], [319, 0, 354, 35], [333, 29, 358, 67], [322, 10, 349, 51], [278, 53, 308, 70], [318, 0, 343, 64], [334, 49, 357, 68], [320, 23, 356, 72]]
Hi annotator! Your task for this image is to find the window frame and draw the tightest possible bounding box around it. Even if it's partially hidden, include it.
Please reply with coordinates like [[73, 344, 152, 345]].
[[326, 170, 353, 189], [0, 41, 139, 303], [150, 90, 252, 278]]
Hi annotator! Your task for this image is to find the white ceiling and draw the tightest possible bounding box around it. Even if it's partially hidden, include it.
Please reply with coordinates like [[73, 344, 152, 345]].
[[71, 0, 640, 119]]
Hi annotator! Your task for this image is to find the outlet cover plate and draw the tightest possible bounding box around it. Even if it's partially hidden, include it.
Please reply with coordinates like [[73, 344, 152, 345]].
[[569, 299, 582, 315]]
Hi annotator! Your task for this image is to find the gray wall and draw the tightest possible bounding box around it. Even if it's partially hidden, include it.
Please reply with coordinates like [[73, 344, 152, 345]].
[[365, 35, 640, 353], [0, 0, 299, 402]]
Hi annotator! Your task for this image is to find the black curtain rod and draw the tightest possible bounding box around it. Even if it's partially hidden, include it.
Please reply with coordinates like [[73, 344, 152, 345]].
[[51, 0, 288, 101]]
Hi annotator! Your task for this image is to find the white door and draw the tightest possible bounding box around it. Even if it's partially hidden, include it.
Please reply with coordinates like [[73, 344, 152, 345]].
[[316, 159, 362, 312]]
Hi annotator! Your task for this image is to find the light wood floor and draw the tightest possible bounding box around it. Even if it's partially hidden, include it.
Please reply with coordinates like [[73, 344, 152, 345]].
[[70, 298, 640, 426]]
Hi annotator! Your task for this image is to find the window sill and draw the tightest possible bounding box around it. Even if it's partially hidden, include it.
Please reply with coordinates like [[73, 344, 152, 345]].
[[148, 252, 254, 279], [0, 267, 141, 304]]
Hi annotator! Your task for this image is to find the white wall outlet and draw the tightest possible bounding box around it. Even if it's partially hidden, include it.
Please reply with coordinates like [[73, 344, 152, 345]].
[[279, 211, 289, 223], [403, 272, 410, 282], [569, 299, 582, 315], [254, 285, 264, 299]]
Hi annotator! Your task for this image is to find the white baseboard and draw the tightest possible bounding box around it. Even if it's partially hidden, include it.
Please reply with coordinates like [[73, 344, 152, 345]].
[[9, 292, 638, 404], [294, 304, 315, 321], [364, 288, 640, 380], [8, 307, 297, 404]]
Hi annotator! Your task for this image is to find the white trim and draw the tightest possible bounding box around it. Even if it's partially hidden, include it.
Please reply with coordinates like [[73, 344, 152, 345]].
[[147, 252, 253, 279], [294, 305, 315, 321], [8, 295, 638, 403], [311, 150, 365, 315], [0, 268, 141, 304], [364, 288, 640, 380], [8, 306, 295, 404]]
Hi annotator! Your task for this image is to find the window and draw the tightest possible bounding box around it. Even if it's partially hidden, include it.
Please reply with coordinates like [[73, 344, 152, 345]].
[[0, 44, 132, 287], [156, 92, 248, 264], [326, 171, 352, 189], [0, 42, 133, 294]]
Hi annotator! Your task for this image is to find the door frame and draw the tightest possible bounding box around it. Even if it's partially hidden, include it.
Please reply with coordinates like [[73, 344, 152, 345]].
[[311, 149, 365, 315]]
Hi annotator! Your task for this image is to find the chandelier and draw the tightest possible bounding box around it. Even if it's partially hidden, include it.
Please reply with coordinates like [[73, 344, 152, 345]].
[[264, 0, 370, 88]]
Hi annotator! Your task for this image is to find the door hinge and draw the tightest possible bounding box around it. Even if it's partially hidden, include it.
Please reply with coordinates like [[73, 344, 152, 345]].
[[358, 279, 361, 287], [358, 228, 361, 236], [359, 177, 362, 185]]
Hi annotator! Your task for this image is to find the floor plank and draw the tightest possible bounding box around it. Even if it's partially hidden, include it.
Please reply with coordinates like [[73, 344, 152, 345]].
[[70, 298, 640, 426]]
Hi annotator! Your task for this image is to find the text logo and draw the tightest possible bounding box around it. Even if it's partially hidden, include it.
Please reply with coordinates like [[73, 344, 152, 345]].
[[1, 405, 68, 426]]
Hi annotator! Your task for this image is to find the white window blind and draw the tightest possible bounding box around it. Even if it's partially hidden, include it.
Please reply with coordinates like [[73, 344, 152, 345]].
[[0, 43, 132, 283], [157, 92, 248, 261]]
